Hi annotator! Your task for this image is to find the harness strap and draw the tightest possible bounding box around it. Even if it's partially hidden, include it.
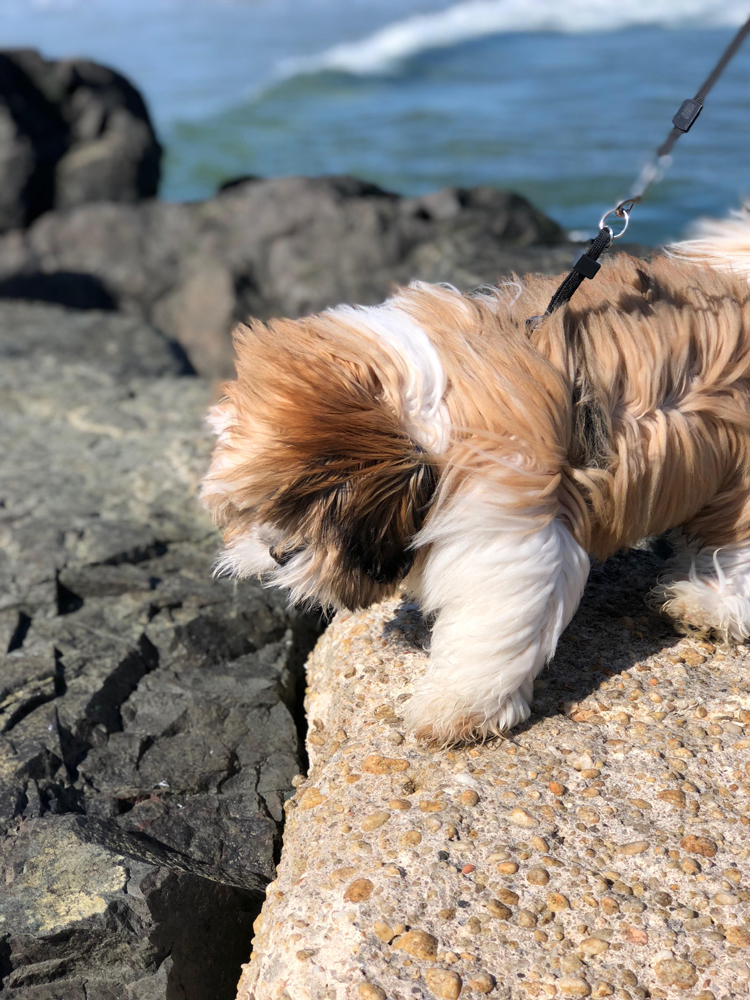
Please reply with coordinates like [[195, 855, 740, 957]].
[[526, 226, 612, 330], [543, 226, 613, 314]]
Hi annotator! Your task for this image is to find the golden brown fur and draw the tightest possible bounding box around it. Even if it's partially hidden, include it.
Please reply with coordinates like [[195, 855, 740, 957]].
[[531, 254, 750, 555], [397, 254, 750, 558]]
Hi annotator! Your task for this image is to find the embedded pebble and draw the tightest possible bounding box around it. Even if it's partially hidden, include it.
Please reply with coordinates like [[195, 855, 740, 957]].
[[344, 878, 374, 902], [361, 811, 390, 831], [713, 891, 739, 905], [393, 929, 438, 960], [362, 754, 410, 775], [580, 937, 609, 956], [508, 807, 538, 828], [547, 893, 570, 911], [359, 986, 386, 1000], [496, 861, 519, 874], [618, 840, 650, 856], [237, 596, 750, 1000], [389, 798, 411, 810], [558, 975, 592, 996], [657, 789, 686, 807], [726, 926, 750, 947], [424, 968, 462, 999], [654, 958, 698, 988], [591, 983, 614, 998], [680, 834, 717, 858], [297, 786, 326, 810], [459, 789, 480, 807], [467, 972, 494, 994], [526, 867, 550, 886], [495, 888, 519, 905], [486, 900, 512, 920], [373, 921, 395, 943]]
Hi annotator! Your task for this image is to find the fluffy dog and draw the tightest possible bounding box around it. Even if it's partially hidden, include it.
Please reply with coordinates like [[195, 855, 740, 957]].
[[201, 210, 750, 743]]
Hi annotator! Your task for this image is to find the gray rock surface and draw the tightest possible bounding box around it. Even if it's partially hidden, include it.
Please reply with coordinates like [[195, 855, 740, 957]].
[[239, 558, 750, 1000], [0, 176, 589, 379], [0, 49, 161, 233], [0, 301, 319, 998]]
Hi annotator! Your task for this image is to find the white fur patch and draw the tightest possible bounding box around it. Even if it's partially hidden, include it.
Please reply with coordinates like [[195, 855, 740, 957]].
[[668, 207, 750, 281], [329, 291, 450, 454], [406, 484, 590, 740], [653, 536, 750, 640], [213, 525, 280, 579], [205, 400, 235, 439], [201, 401, 239, 501]]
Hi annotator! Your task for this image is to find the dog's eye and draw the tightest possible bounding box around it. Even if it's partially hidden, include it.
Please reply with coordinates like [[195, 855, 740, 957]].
[[269, 545, 302, 567]]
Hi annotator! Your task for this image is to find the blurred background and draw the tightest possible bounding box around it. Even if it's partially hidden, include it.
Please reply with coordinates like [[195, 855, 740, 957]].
[[2, 0, 749, 245]]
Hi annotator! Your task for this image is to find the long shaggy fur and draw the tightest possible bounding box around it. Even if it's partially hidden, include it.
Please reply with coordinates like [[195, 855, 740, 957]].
[[202, 210, 750, 743]]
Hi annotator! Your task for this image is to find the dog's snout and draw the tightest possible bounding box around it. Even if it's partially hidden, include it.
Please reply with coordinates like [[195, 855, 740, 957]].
[[269, 545, 302, 567]]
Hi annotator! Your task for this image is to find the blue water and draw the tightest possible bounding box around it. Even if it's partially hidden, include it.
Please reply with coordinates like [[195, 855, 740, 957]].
[[2, 1, 749, 245]]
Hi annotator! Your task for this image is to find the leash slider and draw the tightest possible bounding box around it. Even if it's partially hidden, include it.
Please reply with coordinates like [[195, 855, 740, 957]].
[[571, 253, 601, 280], [672, 98, 703, 133]]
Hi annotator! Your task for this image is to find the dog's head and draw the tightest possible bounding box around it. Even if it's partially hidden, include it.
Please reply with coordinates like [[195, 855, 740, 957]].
[[200, 307, 439, 610]]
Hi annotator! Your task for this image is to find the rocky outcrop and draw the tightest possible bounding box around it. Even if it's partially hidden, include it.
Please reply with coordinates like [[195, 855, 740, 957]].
[[0, 49, 161, 232], [0, 300, 319, 998], [239, 559, 750, 1000], [0, 176, 585, 379]]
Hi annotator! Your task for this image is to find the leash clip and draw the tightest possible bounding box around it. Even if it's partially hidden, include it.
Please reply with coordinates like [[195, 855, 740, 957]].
[[598, 205, 630, 240]]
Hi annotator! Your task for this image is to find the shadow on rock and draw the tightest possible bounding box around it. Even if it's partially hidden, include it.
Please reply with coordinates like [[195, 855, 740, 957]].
[[0, 271, 118, 310]]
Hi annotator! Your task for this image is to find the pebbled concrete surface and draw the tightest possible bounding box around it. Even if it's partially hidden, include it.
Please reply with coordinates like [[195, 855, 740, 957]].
[[239, 550, 750, 1000]]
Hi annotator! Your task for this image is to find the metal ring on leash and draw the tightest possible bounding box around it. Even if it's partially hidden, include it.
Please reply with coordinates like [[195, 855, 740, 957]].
[[598, 207, 629, 240]]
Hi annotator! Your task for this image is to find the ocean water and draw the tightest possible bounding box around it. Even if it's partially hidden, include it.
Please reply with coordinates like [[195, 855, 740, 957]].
[[2, 0, 749, 244]]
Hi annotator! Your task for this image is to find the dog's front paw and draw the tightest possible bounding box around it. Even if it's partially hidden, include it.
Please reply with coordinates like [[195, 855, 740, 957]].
[[405, 684, 531, 745]]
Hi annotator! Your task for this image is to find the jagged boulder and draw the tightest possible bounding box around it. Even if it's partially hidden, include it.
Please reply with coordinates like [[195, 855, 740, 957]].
[[0, 176, 577, 378], [0, 49, 161, 232], [0, 300, 319, 998]]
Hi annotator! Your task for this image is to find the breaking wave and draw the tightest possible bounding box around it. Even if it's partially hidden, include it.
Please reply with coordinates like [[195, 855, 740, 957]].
[[282, 0, 750, 78]]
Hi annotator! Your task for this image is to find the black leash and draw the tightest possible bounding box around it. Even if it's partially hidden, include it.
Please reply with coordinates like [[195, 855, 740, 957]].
[[527, 14, 750, 331], [657, 14, 750, 160], [539, 226, 613, 317]]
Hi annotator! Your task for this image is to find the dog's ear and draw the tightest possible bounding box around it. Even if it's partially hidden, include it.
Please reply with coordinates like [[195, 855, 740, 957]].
[[337, 446, 437, 587], [271, 442, 437, 609]]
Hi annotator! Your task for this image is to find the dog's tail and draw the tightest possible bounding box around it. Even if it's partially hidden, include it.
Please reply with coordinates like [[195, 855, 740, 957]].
[[666, 205, 750, 281]]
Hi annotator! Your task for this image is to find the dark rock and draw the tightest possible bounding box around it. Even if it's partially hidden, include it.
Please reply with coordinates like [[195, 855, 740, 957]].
[[0, 54, 67, 233], [0, 48, 161, 233], [0, 175, 581, 378], [0, 300, 321, 998], [0, 818, 260, 1000]]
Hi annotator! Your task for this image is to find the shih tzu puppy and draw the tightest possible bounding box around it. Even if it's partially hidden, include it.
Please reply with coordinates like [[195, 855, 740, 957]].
[[201, 209, 750, 743]]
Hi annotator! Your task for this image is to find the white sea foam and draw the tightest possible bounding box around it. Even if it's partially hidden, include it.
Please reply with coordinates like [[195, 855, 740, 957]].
[[282, 0, 750, 77]]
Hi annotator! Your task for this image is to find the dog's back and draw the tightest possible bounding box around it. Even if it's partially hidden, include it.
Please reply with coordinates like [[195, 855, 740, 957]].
[[517, 250, 750, 557]]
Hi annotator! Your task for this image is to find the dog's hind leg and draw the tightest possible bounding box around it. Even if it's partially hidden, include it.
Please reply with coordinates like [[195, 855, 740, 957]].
[[404, 485, 590, 743], [652, 536, 750, 641]]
